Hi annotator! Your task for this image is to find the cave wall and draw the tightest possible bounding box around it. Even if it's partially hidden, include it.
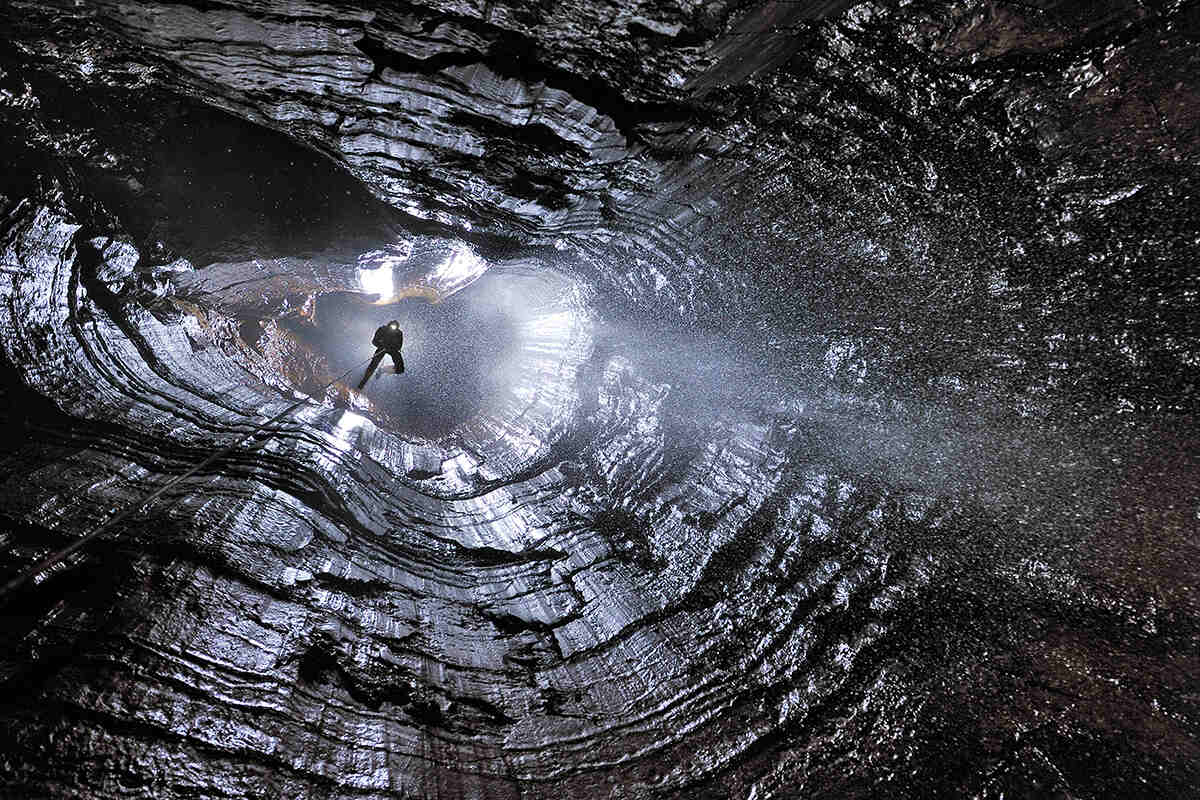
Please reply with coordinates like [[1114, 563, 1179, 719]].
[[5, 0, 1197, 409], [0, 1, 1198, 798]]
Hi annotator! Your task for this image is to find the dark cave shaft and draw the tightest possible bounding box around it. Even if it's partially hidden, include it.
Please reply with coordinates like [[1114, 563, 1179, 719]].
[[0, 0, 1198, 798]]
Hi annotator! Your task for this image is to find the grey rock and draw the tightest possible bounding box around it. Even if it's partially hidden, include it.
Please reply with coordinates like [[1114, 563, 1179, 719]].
[[0, 1, 1197, 799], [89, 235, 139, 287]]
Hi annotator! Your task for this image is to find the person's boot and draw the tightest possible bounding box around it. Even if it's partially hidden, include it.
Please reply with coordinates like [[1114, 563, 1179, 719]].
[[357, 349, 386, 390]]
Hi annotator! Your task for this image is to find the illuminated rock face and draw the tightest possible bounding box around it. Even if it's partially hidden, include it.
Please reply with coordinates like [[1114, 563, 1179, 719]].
[[1, 2, 1198, 798]]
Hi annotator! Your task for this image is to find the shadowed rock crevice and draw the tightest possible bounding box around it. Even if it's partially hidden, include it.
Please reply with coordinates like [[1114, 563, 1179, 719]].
[[354, 28, 699, 143]]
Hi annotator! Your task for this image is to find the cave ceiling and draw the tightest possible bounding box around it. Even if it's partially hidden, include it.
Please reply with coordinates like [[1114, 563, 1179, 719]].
[[0, 1, 1198, 798]]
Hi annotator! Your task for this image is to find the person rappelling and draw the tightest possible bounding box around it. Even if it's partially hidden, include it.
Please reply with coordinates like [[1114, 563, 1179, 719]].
[[356, 320, 405, 390]]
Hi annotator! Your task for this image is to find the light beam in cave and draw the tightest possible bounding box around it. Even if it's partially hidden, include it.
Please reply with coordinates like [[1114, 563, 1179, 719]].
[[0, 2, 1197, 798]]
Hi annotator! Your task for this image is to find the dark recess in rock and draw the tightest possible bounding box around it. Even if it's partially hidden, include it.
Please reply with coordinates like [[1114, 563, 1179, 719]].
[[355, 28, 698, 144]]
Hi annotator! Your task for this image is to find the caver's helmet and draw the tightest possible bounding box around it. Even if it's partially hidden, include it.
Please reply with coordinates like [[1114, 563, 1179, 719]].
[[373, 321, 403, 349]]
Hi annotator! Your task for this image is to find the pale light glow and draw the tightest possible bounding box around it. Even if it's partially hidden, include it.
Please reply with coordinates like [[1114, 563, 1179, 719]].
[[432, 243, 488, 296], [358, 264, 393, 301], [522, 310, 574, 339], [356, 241, 486, 304], [334, 409, 367, 439], [356, 240, 412, 304]]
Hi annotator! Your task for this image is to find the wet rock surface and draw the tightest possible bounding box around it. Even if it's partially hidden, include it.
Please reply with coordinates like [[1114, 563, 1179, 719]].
[[1, 1, 1198, 798]]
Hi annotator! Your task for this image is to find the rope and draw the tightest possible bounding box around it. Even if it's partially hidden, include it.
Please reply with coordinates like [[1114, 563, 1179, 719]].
[[0, 356, 374, 599]]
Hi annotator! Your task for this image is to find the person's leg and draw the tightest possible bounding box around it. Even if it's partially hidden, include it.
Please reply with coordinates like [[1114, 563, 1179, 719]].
[[356, 349, 386, 390], [390, 351, 404, 374]]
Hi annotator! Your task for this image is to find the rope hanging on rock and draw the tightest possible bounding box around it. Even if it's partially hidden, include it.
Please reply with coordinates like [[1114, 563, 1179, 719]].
[[0, 356, 373, 600]]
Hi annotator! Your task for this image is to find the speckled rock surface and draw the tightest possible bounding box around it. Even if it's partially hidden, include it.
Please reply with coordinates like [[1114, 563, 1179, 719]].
[[0, 1, 1198, 798]]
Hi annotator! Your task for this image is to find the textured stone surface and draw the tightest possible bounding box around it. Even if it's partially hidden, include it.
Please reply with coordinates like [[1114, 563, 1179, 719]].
[[0, 1, 1198, 798]]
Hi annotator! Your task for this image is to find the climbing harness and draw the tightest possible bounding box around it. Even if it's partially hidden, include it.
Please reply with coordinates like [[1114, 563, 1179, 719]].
[[0, 356, 374, 599]]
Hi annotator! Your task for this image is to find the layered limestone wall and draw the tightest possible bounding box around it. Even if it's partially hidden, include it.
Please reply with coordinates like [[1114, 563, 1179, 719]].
[[0, 2, 1198, 798]]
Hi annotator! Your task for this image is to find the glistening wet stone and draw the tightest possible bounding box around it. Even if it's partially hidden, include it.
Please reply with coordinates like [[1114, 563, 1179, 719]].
[[0, 1, 1198, 798]]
